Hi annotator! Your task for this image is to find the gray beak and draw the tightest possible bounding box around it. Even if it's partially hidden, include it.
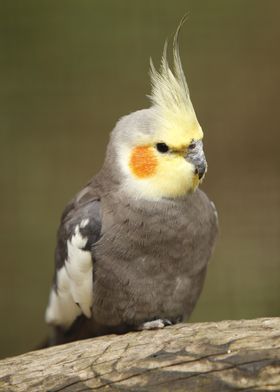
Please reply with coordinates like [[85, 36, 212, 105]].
[[185, 140, 207, 180], [195, 161, 207, 179]]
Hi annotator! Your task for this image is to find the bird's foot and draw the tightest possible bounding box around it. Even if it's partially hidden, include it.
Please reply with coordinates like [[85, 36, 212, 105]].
[[137, 319, 172, 330]]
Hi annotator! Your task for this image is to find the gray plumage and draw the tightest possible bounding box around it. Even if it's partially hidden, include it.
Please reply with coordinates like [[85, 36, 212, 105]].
[[46, 109, 218, 345], [45, 21, 218, 346]]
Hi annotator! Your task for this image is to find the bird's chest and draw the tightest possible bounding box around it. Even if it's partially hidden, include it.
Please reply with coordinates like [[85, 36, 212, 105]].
[[97, 197, 202, 272], [92, 196, 208, 317]]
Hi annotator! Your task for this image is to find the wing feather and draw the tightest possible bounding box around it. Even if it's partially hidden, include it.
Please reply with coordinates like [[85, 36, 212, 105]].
[[45, 187, 101, 330]]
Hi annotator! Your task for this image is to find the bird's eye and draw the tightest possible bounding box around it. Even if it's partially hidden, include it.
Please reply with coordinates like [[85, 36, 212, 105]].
[[188, 142, 196, 150], [156, 143, 169, 153]]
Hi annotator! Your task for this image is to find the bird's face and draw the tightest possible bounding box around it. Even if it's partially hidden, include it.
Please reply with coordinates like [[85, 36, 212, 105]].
[[109, 19, 208, 200], [114, 109, 207, 200]]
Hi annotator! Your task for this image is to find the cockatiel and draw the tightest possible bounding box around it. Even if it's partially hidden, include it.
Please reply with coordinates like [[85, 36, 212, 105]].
[[45, 18, 218, 346]]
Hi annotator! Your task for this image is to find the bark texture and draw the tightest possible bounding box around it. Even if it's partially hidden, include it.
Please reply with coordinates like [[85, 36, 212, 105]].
[[0, 318, 280, 391]]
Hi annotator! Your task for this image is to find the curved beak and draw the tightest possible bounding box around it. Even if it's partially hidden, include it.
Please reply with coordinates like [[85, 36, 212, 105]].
[[195, 161, 207, 179], [185, 141, 207, 181]]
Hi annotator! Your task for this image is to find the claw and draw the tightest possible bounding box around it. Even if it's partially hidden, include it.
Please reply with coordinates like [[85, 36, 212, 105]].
[[137, 318, 173, 330]]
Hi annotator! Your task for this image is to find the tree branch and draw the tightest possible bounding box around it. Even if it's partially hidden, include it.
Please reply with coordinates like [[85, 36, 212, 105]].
[[1, 318, 280, 391]]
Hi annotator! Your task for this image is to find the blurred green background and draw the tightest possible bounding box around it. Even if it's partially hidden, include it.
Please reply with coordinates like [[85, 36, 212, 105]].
[[0, 0, 279, 359]]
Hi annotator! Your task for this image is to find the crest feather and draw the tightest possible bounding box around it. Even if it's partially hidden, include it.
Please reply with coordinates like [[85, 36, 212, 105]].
[[149, 15, 202, 143]]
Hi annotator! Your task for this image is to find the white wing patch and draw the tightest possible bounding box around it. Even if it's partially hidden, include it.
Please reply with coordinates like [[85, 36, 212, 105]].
[[45, 268, 82, 329], [45, 219, 93, 329]]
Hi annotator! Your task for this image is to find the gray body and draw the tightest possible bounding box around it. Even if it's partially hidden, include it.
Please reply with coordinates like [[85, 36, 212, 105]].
[[51, 153, 217, 344]]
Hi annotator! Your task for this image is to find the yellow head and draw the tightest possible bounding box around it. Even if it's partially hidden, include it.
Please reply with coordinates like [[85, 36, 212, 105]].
[[110, 18, 207, 200]]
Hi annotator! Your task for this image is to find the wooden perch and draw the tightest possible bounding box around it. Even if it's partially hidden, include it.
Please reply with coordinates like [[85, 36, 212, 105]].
[[0, 318, 280, 391]]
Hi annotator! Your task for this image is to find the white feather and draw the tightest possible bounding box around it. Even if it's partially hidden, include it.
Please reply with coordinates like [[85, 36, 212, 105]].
[[45, 220, 93, 328], [45, 268, 82, 328], [65, 224, 93, 318]]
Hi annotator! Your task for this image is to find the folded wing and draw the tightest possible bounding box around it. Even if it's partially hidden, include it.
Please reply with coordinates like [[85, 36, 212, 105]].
[[45, 187, 101, 330]]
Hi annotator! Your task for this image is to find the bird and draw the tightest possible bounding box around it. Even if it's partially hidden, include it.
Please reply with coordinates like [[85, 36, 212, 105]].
[[45, 17, 218, 346]]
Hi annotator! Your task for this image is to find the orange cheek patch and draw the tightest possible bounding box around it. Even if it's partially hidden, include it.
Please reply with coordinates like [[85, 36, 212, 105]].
[[129, 146, 158, 178]]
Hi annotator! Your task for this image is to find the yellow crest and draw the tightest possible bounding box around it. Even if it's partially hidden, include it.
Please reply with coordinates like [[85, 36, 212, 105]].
[[149, 16, 203, 147]]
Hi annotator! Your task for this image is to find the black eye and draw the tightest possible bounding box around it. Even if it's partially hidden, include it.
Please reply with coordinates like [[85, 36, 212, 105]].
[[156, 143, 169, 153], [188, 142, 196, 150]]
